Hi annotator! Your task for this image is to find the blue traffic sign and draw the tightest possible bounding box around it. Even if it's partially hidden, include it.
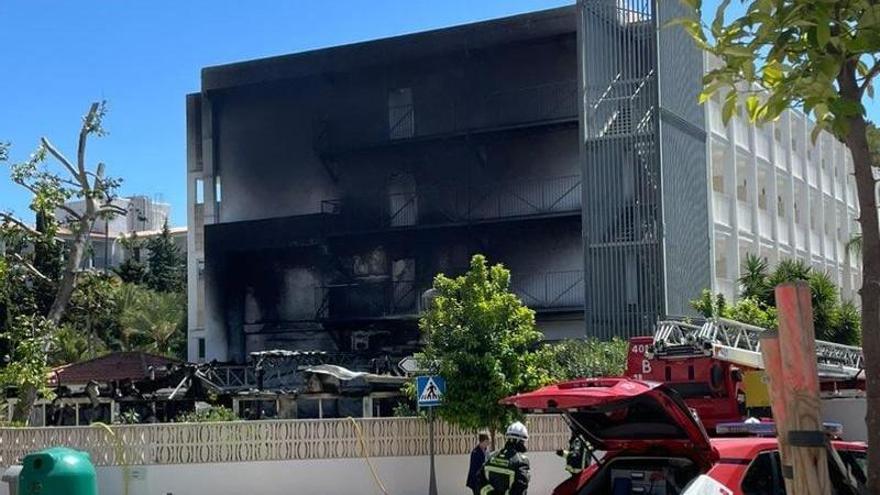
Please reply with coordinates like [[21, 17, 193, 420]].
[[416, 375, 446, 407]]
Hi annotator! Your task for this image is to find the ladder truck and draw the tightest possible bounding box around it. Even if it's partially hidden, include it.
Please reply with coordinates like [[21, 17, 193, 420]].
[[625, 317, 866, 439]]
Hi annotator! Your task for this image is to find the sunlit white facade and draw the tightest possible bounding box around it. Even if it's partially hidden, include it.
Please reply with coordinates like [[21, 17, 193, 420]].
[[705, 59, 862, 303]]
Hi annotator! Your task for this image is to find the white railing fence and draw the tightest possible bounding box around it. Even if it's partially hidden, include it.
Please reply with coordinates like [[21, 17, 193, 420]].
[[0, 415, 569, 468]]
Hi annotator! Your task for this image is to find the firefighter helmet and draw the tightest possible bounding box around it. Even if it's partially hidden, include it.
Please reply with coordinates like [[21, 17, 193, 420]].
[[505, 421, 529, 441]]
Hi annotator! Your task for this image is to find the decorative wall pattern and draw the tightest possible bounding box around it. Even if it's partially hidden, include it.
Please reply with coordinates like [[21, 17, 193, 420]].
[[0, 416, 568, 467]]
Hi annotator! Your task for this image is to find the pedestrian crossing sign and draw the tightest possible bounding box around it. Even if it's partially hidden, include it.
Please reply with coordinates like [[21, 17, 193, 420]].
[[416, 375, 446, 407]]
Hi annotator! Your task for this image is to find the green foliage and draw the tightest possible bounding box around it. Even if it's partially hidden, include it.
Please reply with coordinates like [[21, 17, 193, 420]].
[[739, 253, 771, 303], [693, 254, 860, 344], [116, 410, 141, 425], [0, 315, 57, 400], [114, 258, 147, 285], [175, 406, 239, 423], [544, 338, 628, 381], [418, 254, 551, 434], [691, 289, 778, 329], [681, 0, 880, 140], [144, 222, 185, 293], [119, 286, 186, 358]]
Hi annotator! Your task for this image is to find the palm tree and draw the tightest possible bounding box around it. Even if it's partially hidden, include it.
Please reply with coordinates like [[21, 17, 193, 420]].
[[112, 284, 146, 352], [120, 288, 185, 358], [738, 253, 771, 304]]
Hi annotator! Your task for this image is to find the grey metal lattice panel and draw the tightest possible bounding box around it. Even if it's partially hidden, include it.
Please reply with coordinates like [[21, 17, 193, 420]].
[[580, 0, 664, 339]]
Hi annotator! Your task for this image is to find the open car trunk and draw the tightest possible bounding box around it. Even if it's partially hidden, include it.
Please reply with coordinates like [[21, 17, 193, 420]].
[[577, 456, 700, 495], [502, 378, 717, 495]]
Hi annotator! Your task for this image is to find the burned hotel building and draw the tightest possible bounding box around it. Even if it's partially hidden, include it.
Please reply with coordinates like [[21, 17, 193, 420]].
[[186, 2, 860, 369]]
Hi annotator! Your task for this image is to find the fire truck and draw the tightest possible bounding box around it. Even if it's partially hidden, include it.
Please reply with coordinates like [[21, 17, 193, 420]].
[[624, 317, 865, 435], [500, 317, 868, 494]]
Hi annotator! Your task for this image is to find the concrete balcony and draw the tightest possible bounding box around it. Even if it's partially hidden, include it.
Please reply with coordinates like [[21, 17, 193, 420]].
[[713, 193, 733, 228], [796, 225, 807, 250], [758, 209, 772, 239], [756, 133, 771, 160], [778, 220, 789, 245], [737, 201, 753, 232]]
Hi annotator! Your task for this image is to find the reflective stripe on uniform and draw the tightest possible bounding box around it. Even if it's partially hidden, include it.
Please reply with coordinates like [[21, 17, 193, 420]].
[[483, 464, 515, 494]]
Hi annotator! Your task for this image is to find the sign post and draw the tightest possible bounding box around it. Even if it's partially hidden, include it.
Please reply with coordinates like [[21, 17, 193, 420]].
[[417, 375, 446, 495], [398, 356, 424, 375]]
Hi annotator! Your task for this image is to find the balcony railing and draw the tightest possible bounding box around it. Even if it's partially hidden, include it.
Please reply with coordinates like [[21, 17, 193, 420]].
[[319, 80, 579, 152], [511, 270, 585, 309], [315, 280, 423, 320], [321, 175, 582, 231], [314, 270, 585, 320]]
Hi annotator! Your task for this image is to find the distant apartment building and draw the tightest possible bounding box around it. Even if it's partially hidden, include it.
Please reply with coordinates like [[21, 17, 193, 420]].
[[54, 195, 185, 270], [186, 2, 860, 365]]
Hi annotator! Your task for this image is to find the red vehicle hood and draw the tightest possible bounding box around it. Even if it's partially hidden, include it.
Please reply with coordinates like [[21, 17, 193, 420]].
[[502, 378, 717, 465]]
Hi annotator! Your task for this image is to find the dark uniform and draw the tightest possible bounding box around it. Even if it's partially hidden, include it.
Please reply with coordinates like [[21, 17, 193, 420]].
[[479, 442, 531, 495], [563, 434, 590, 474]]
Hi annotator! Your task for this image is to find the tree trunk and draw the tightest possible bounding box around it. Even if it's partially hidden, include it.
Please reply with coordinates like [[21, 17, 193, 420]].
[[840, 67, 880, 493], [11, 214, 91, 423]]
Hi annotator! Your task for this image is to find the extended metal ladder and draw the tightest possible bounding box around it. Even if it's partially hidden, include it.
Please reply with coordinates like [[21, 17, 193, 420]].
[[648, 317, 864, 380]]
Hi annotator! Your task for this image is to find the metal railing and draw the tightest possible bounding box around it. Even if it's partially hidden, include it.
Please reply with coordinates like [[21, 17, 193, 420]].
[[315, 280, 423, 320], [317, 80, 578, 150], [321, 175, 582, 231], [511, 270, 585, 309], [314, 270, 585, 321]]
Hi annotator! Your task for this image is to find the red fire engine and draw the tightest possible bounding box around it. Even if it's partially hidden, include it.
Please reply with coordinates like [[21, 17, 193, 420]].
[[624, 317, 865, 432]]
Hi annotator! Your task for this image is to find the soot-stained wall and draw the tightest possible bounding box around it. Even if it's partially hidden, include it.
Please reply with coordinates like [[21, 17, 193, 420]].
[[200, 23, 583, 363]]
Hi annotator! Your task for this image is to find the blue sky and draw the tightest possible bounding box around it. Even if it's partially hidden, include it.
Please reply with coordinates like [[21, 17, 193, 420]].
[[1, 1, 877, 227]]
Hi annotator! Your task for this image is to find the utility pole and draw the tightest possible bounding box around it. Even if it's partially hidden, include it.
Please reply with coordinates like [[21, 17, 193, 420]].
[[428, 407, 437, 495], [760, 282, 831, 495]]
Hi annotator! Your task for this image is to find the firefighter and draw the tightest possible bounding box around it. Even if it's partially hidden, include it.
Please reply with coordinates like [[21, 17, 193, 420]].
[[479, 421, 531, 495], [561, 432, 590, 474]]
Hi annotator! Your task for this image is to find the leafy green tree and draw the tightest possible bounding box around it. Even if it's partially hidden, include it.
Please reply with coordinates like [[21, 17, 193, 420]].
[[544, 338, 628, 381], [418, 254, 551, 440], [680, 1, 880, 482], [0, 102, 125, 422], [113, 232, 148, 285], [144, 221, 185, 293]]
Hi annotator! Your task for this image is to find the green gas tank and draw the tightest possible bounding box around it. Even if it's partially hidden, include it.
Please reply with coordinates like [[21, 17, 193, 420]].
[[19, 447, 97, 495]]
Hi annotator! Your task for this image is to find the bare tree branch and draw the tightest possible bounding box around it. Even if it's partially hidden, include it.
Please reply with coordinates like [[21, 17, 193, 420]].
[[860, 61, 880, 97], [0, 212, 40, 237], [77, 103, 100, 185], [40, 137, 82, 184], [97, 204, 127, 216], [56, 204, 83, 222], [91, 162, 105, 191], [10, 253, 51, 283]]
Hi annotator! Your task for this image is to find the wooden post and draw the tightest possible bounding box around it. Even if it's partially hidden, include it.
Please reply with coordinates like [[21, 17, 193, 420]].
[[759, 331, 793, 494], [773, 282, 831, 495]]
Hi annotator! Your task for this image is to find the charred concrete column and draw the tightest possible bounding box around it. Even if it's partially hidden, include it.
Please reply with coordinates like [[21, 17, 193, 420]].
[[187, 92, 230, 362]]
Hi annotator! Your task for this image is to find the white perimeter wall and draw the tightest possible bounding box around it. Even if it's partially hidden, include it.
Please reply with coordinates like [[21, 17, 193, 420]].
[[0, 453, 568, 495]]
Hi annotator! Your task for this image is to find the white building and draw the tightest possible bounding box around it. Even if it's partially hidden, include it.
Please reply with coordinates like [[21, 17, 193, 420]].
[[57, 195, 171, 237], [705, 55, 861, 303]]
